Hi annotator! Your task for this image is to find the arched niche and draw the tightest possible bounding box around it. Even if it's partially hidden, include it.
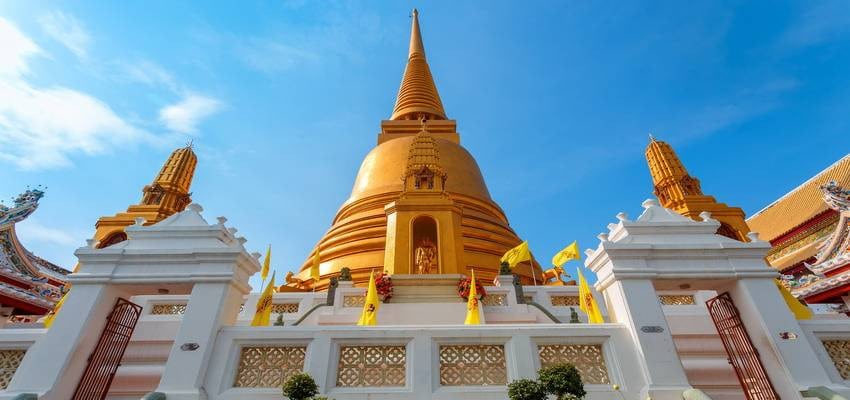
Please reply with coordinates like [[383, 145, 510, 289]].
[[412, 216, 439, 274], [98, 231, 128, 249]]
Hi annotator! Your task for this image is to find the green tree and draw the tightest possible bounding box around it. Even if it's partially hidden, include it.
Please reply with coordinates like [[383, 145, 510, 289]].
[[507, 379, 547, 400], [538, 363, 586, 399], [282, 373, 319, 400]]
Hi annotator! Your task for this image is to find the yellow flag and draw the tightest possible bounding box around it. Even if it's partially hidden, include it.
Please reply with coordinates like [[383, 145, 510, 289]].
[[261, 245, 271, 282], [464, 269, 481, 325], [552, 241, 580, 267], [775, 279, 812, 320], [310, 250, 321, 281], [357, 270, 380, 326], [43, 290, 68, 328], [251, 272, 276, 326], [501, 241, 531, 267], [578, 269, 604, 323]]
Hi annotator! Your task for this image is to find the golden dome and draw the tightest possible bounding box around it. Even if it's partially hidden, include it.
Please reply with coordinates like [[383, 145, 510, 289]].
[[293, 11, 540, 289]]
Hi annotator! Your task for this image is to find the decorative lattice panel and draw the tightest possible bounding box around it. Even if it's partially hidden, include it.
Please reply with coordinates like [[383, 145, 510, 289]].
[[822, 340, 850, 380], [271, 303, 299, 314], [150, 304, 187, 315], [550, 295, 580, 306], [482, 294, 507, 306], [343, 295, 365, 307], [658, 295, 696, 305], [233, 346, 307, 388], [439, 345, 507, 386], [523, 295, 534, 303], [538, 344, 609, 384], [0, 350, 26, 389], [336, 346, 406, 387]]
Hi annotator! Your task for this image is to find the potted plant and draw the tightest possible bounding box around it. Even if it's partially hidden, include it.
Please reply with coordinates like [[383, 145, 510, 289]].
[[457, 275, 486, 301], [508, 378, 547, 400], [282, 372, 319, 400], [538, 363, 586, 399], [375, 271, 393, 302]]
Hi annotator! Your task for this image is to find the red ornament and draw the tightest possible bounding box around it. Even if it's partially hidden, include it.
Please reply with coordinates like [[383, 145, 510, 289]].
[[457, 276, 486, 301], [375, 271, 393, 302]]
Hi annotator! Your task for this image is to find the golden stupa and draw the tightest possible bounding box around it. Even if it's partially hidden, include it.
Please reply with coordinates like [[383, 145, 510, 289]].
[[294, 10, 539, 289]]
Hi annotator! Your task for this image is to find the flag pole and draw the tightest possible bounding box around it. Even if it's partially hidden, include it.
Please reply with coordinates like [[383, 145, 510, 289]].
[[529, 252, 538, 286]]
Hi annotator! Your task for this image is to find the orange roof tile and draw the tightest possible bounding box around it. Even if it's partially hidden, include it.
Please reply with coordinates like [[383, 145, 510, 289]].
[[747, 154, 850, 242]]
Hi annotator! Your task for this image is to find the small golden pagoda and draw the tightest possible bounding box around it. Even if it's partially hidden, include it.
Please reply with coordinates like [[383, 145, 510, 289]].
[[93, 145, 197, 248], [295, 10, 538, 289], [645, 136, 750, 241]]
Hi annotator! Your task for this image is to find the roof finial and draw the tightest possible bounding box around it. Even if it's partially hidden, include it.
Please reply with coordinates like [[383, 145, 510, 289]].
[[186, 138, 194, 148], [648, 132, 655, 142], [409, 8, 425, 58]]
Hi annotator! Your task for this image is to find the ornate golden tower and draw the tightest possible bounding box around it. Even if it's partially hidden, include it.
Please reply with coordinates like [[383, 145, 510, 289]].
[[93, 145, 197, 247], [645, 137, 750, 241], [296, 10, 538, 289]]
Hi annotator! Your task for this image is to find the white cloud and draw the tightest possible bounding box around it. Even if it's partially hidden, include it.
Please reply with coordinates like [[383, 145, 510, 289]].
[[16, 220, 78, 246], [0, 18, 41, 77], [159, 93, 222, 134], [0, 17, 152, 170], [236, 38, 320, 73], [38, 11, 91, 60], [119, 59, 178, 92]]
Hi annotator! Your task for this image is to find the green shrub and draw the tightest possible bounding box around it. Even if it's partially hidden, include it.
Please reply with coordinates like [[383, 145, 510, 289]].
[[507, 378, 547, 400], [282, 373, 319, 400], [538, 363, 586, 399]]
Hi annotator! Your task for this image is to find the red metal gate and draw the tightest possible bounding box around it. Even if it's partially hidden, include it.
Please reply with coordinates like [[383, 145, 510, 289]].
[[72, 297, 142, 400], [706, 292, 779, 400]]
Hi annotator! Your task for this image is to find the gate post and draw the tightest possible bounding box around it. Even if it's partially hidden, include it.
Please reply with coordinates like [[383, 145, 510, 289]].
[[2, 284, 131, 399], [154, 282, 247, 398], [724, 278, 834, 397]]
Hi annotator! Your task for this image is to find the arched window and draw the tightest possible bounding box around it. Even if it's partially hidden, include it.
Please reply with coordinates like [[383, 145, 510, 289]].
[[98, 232, 128, 248], [412, 216, 439, 274]]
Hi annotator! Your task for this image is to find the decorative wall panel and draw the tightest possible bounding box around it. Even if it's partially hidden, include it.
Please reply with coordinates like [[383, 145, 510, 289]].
[[658, 295, 696, 305], [550, 295, 580, 306], [481, 294, 507, 306], [336, 345, 406, 387], [233, 346, 306, 388], [439, 345, 506, 386], [151, 303, 187, 315], [538, 344, 609, 384], [0, 350, 25, 389], [271, 303, 299, 314], [343, 295, 365, 307], [822, 340, 850, 380]]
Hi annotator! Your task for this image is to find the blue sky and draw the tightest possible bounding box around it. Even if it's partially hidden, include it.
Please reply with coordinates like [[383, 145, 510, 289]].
[[1, 1, 848, 290]]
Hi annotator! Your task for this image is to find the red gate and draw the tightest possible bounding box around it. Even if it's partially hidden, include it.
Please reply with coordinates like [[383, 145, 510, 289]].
[[706, 292, 779, 400], [72, 297, 142, 400]]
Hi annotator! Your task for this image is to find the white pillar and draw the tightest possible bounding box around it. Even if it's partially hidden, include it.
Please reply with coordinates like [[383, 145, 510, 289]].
[[154, 282, 244, 399], [602, 279, 690, 400], [507, 334, 537, 380], [726, 278, 834, 399], [2, 284, 129, 399]]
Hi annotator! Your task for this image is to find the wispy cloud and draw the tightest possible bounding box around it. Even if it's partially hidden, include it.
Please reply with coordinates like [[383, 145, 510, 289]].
[[119, 59, 178, 92], [38, 11, 91, 60], [159, 93, 222, 134], [781, 0, 850, 48], [235, 38, 320, 73], [16, 219, 79, 246], [0, 17, 153, 170]]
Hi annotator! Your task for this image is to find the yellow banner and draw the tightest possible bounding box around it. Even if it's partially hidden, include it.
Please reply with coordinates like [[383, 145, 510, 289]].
[[464, 269, 481, 325], [552, 241, 580, 267], [251, 272, 276, 326], [501, 241, 531, 267], [578, 269, 604, 324], [357, 271, 380, 326]]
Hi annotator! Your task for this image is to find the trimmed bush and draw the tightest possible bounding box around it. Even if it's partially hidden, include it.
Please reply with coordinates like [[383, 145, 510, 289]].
[[538, 363, 586, 399], [507, 378, 547, 400], [282, 373, 319, 400]]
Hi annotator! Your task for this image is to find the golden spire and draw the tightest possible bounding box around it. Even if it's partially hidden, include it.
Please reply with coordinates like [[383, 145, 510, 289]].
[[403, 122, 447, 192], [390, 9, 447, 121], [645, 137, 750, 241], [645, 137, 703, 199], [93, 144, 198, 248]]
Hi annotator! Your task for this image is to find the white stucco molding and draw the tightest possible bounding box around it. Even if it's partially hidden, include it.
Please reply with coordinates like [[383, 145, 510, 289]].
[[586, 199, 777, 292], [71, 204, 261, 295]]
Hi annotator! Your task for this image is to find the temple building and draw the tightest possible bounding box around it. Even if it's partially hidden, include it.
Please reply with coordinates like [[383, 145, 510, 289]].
[[645, 137, 750, 241], [293, 9, 540, 290], [2, 10, 850, 400], [747, 155, 850, 308], [92, 145, 197, 248], [0, 189, 68, 318]]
